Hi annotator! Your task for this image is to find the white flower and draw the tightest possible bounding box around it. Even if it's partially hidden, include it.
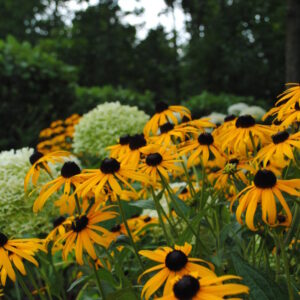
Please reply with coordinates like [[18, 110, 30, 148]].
[[0, 148, 59, 237], [241, 106, 266, 120], [203, 112, 226, 125], [72, 102, 149, 158], [228, 103, 249, 115]]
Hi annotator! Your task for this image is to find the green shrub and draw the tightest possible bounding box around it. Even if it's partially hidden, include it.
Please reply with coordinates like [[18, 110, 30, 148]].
[[0, 36, 77, 150], [182, 91, 267, 118], [73, 85, 155, 114]]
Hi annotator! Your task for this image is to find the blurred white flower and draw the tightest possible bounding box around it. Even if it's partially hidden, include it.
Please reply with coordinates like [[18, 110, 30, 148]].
[[241, 106, 266, 120], [228, 103, 249, 115], [72, 102, 149, 158], [203, 112, 226, 125]]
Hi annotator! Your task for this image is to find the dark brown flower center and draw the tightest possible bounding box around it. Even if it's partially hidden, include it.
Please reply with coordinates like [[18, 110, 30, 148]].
[[160, 122, 174, 133], [100, 158, 120, 174], [144, 216, 152, 223], [0, 232, 8, 247], [119, 134, 131, 145], [198, 133, 214, 145], [30, 151, 44, 165], [254, 170, 277, 188], [53, 216, 66, 228], [61, 162, 81, 178], [173, 275, 200, 299], [295, 102, 300, 111], [72, 215, 89, 232], [272, 131, 289, 144], [181, 187, 188, 194], [165, 250, 188, 271], [111, 224, 121, 232], [235, 115, 256, 128], [146, 153, 163, 166], [129, 134, 147, 150], [155, 101, 169, 113], [224, 114, 236, 122], [229, 158, 239, 165]]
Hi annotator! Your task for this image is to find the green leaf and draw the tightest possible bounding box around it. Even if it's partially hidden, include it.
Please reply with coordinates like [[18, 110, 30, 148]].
[[107, 287, 138, 300], [230, 253, 289, 300], [129, 199, 155, 210], [68, 275, 92, 292]]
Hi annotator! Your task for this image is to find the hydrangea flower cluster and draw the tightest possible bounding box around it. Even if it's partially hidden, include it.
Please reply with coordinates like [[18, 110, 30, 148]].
[[72, 102, 149, 158]]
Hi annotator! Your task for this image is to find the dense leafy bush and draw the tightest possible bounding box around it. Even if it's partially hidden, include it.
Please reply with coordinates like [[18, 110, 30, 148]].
[[0, 36, 77, 150], [74, 85, 155, 114], [182, 90, 267, 118]]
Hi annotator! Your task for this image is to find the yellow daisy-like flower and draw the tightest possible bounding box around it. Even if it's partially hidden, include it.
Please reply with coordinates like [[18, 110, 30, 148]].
[[24, 150, 70, 191], [119, 134, 158, 168], [139, 243, 215, 300], [213, 114, 236, 137], [180, 132, 223, 167], [0, 233, 44, 285], [156, 273, 249, 300], [144, 102, 191, 137], [255, 131, 300, 167], [180, 117, 216, 132], [76, 157, 149, 201], [275, 83, 300, 119], [150, 122, 197, 146], [280, 102, 300, 127], [219, 115, 274, 156], [54, 205, 117, 265], [232, 169, 300, 230], [33, 161, 83, 212], [139, 146, 182, 184], [106, 134, 131, 159]]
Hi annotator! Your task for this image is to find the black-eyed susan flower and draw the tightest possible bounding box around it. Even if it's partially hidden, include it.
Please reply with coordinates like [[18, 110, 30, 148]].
[[219, 115, 274, 156], [24, 150, 70, 191], [106, 134, 131, 159], [76, 157, 149, 201], [150, 122, 197, 146], [255, 131, 300, 167], [139, 146, 182, 184], [180, 132, 223, 167], [213, 114, 236, 137], [232, 169, 300, 230], [280, 102, 300, 127], [156, 273, 249, 300], [144, 102, 191, 137], [46, 216, 68, 245], [33, 161, 83, 212], [119, 134, 158, 168], [139, 243, 215, 300], [54, 205, 117, 265], [0, 233, 44, 284]]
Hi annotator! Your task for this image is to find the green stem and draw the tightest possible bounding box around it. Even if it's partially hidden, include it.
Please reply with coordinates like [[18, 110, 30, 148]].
[[150, 186, 174, 246], [92, 263, 107, 300], [180, 161, 196, 197], [116, 196, 144, 271], [15, 272, 34, 300], [74, 193, 81, 214], [277, 233, 294, 300], [26, 265, 47, 300]]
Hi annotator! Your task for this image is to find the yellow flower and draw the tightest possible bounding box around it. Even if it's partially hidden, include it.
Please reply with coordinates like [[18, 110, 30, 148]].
[[106, 134, 131, 159], [33, 161, 83, 212], [156, 273, 249, 300], [144, 102, 191, 137], [139, 243, 215, 300], [232, 169, 300, 230], [150, 122, 198, 146], [255, 131, 300, 167], [219, 115, 274, 156], [76, 157, 149, 201], [213, 114, 236, 137], [139, 146, 182, 185], [54, 205, 117, 265], [24, 150, 70, 191], [0, 233, 44, 285], [180, 132, 223, 167]]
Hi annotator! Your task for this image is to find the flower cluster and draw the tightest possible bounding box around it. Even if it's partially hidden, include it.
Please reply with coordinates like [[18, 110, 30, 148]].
[[1, 84, 299, 299], [72, 102, 149, 158]]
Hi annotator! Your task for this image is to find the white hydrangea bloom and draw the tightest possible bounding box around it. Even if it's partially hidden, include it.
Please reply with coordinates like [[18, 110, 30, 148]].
[[72, 102, 149, 158], [203, 112, 226, 125], [0, 148, 60, 237], [241, 106, 266, 120], [227, 103, 249, 116]]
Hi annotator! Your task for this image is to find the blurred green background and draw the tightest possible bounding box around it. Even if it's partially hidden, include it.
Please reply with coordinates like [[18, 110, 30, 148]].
[[0, 0, 299, 150]]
